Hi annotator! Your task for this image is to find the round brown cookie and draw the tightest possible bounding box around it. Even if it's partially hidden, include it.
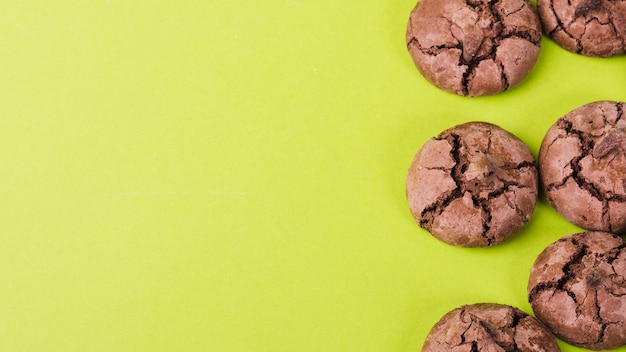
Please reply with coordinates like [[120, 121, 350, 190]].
[[405, 0, 542, 97], [527, 231, 626, 350], [539, 100, 626, 234], [537, 0, 626, 57], [406, 122, 538, 247], [423, 303, 561, 352]]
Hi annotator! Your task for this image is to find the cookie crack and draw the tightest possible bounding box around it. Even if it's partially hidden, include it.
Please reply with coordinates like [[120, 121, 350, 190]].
[[570, 155, 605, 200], [466, 130, 496, 243], [529, 239, 588, 306], [505, 187, 529, 220], [510, 308, 524, 328], [502, 0, 526, 16], [477, 196, 495, 245], [607, 244, 626, 288], [478, 319, 520, 352], [506, 310, 525, 352], [582, 15, 623, 54], [584, 14, 611, 26], [502, 26, 543, 45], [581, 0, 626, 51], [595, 293, 608, 346], [407, 36, 463, 56], [607, 243, 626, 264], [546, 0, 584, 53], [492, 179, 535, 224], [488, 179, 533, 215], [544, 175, 570, 193], [578, 0, 626, 55], [528, 281, 559, 302], [608, 288, 626, 298], [497, 60, 509, 92], [502, 160, 537, 171], [470, 341, 479, 352], [419, 134, 465, 229], [550, 119, 615, 229], [560, 241, 590, 317], [616, 102, 625, 123], [460, 310, 518, 352], [459, 0, 506, 95]]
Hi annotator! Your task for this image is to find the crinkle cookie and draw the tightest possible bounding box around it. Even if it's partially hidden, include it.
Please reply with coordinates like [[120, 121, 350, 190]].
[[528, 231, 626, 350], [537, 0, 626, 57], [423, 303, 561, 352], [406, 0, 542, 96], [406, 122, 538, 247], [539, 100, 626, 234]]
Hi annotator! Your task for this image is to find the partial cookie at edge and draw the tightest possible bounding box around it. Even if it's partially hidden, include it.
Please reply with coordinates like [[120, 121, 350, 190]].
[[536, 0, 626, 57], [406, 0, 542, 96], [539, 100, 626, 234], [527, 231, 626, 350], [423, 303, 561, 352]]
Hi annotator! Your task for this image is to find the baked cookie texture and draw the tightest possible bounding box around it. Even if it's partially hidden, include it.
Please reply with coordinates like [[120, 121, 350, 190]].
[[537, 0, 626, 57], [406, 0, 542, 96], [422, 303, 561, 352], [406, 122, 538, 247], [528, 231, 626, 350], [539, 100, 626, 234]]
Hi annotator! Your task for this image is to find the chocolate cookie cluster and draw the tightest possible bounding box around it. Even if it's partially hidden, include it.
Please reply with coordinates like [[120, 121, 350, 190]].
[[410, 101, 626, 351], [403, 1, 626, 347], [406, 0, 626, 96]]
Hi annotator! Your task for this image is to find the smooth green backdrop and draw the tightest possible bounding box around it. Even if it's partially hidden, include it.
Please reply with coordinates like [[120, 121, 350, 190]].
[[0, 1, 625, 351]]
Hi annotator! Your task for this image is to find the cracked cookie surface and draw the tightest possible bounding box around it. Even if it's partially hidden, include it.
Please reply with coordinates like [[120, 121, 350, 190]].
[[406, 122, 538, 247], [527, 231, 626, 350], [537, 0, 626, 57], [422, 303, 560, 352], [406, 0, 542, 96], [539, 100, 626, 233]]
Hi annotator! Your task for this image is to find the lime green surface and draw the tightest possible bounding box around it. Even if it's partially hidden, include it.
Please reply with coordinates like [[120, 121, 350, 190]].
[[0, 1, 625, 351]]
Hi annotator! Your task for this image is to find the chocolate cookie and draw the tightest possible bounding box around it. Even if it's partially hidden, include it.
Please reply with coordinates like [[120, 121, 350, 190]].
[[537, 0, 626, 57], [423, 303, 561, 352], [406, 122, 538, 247], [539, 100, 626, 234], [527, 231, 626, 350], [406, 0, 542, 97]]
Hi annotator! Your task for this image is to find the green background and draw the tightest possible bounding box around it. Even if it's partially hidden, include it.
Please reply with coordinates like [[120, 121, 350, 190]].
[[0, 1, 624, 351]]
